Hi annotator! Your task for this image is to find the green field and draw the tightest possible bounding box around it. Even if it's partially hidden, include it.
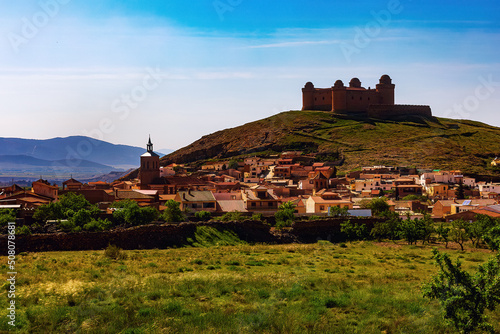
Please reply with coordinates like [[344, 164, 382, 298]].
[[1, 237, 499, 333]]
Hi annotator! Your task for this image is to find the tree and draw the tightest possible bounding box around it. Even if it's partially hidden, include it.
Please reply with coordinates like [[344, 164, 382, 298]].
[[450, 219, 470, 251], [365, 197, 390, 217], [341, 220, 368, 241], [467, 214, 497, 248], [328, 206, 350, 217], [161, 200, 185, 223], [228, 159, 239, 170], [275, 201, 296, 228], [436, 223, 451, 248], [484, 223, 500, 251], [0, 209, 17, 226], [112, 200, 160, 225], [423, 249, 500, 334], [456, 180, 465, 200], [370, 210, 401, 241], [399, 215, 420, 245]]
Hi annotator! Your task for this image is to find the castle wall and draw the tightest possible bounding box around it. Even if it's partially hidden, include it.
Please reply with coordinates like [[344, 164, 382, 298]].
[[344, 89, 378, 112], [367, 105, 432, 119], [309, 88, 333, 111]]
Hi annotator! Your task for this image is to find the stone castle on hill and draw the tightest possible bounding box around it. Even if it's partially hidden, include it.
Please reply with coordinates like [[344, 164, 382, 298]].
[[302, 74, 432, 118]]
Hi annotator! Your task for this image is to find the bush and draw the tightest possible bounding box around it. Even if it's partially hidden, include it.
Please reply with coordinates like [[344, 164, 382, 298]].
[[423, 249, 500, 333], [219, 211, 244, 222], [0, 209, 17, 226], [112, 200, 160, 225], [16, 225, 31, 235], [104, 244, 127, 260], [83, 219, 113, 232], [195, 211, 211, 221], [251, 213, 264, 221]]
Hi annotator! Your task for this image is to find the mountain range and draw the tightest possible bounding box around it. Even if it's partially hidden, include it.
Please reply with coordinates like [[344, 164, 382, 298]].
[[0, 136, 172, 181]]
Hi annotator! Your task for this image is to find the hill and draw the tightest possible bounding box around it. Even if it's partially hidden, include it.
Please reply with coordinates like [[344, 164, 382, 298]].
[[0, 136, 146, 168], [160, 110, 500, 179]]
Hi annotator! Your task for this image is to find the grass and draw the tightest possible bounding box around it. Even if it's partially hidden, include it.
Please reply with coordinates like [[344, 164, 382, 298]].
[[1, 241, 498, 333]]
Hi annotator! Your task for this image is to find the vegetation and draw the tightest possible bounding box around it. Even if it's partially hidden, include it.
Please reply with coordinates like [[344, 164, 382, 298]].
[[0, 208, 17, 226], [362, 197, 390, 217], [194, 210, 212, 221], [111, 200, 159, 226], [2, 241, 499, 333], [161, 199, 185, 223], [274, 201, 296, 229], [424, 249, 500, 333]]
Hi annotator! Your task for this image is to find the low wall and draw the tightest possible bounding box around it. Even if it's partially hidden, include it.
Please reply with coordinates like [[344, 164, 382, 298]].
[[367, 104, 432, 119], [1, 218, 386, 253]]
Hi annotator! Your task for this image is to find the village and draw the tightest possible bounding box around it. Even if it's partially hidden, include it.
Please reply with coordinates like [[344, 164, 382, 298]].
[[1, 136, 500, 227]]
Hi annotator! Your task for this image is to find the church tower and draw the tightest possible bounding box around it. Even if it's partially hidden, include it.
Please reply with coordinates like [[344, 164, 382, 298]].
[[139, 136, 160, 189]]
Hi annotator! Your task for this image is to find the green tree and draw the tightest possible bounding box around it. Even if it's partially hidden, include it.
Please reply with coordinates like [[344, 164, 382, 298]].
[[112, 200, 159, 226], [436, 223, 451, 248], [328, 206, 350, 217], [341, 220, 368, 241], [0, 209, 17, 226], [275, 201, 296, 228], [228, 159, 239, 170], [456, 180, 465, 200], [399, 216, 420, 245], [161, 200, 185, 223], [364, 197, 390, 217], [371, 210, 401, 241], [450, 219, 470, 252], [423, 249, 500, 334], [467, 214, 497, 248], [484, 224, 500, 251]]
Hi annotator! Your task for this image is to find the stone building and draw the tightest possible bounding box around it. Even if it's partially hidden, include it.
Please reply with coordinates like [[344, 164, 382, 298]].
[[302, 74, 432, 118]]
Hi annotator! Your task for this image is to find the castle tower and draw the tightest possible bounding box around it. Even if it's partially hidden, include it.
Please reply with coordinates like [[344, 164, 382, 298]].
[[332, 79, 347, 112], [139, 136, 160, 188], [376, 74, 395, 105], [302, 82, 315, 110]]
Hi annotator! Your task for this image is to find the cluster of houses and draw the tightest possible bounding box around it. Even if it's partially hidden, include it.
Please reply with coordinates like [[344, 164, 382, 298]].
[[1, 138, 500, 222]]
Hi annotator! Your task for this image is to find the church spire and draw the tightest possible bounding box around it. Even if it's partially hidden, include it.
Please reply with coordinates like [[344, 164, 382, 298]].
[[147, 135, 153, 153]]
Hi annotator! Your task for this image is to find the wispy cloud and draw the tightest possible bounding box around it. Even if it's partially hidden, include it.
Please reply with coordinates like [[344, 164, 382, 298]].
[[245, 40, 341, 49]]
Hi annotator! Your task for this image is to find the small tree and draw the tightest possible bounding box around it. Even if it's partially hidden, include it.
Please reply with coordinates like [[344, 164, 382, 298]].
[[399, 215, 420, 245], [371, 210, 401, 241], [365, 197, 390, 217], [423, 249, 500, 334], [328, 206, 350, 217], [467, 214, 497, 248], [450, 219, 470, 251], [275, 201, 296, 228], [161, 200, 185, 223], [436, 223, 451, 248]]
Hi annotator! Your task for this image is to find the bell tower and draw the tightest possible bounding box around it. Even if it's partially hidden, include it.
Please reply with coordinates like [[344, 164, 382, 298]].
[[139, 135, 160, 188]]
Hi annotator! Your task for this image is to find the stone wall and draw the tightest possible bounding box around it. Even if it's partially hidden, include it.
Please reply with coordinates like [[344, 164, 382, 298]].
[[1, 218, 386, 253], [367, 104, 432, 119]]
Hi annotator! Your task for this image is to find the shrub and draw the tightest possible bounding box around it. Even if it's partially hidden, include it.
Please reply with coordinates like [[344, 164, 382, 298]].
[[83, 219, 113, 232], [195, 210, 211, 221], [16, 225, 31, 235], [251, 213, 264, 221], [219, 211, 244, 222], [104, 244, 127, 260]]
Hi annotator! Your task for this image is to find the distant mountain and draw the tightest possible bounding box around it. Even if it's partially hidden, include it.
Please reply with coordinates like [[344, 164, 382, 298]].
[[0, 155, 113, 169], [0, 136, 146, 167]]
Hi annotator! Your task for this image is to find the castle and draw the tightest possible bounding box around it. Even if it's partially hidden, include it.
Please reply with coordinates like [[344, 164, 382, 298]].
[[302, 75, 432, 118]]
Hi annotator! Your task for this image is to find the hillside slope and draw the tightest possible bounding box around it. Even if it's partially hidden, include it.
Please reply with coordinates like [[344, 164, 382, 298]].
[[159, 110, 500, 179]]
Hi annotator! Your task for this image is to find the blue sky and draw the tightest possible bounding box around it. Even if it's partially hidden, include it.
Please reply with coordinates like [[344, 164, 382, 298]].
[[0, 0, 499, 152]]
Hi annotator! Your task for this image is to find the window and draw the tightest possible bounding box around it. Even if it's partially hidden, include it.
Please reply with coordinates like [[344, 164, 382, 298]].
[[251, 202, 256, 207], [320, 205, 325, 210], [268, 202, 273, 207]]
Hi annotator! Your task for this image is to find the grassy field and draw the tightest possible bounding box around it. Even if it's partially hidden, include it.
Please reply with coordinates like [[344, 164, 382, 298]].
[[1, 229, 499, 333]]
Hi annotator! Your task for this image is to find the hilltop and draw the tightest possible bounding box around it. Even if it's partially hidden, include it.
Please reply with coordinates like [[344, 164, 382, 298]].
[[159, 110, 500, 179]]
